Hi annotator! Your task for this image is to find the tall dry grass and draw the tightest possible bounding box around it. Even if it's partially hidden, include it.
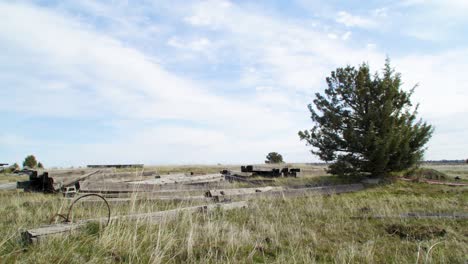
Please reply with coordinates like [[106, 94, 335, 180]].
[[0, 180, 466, 263]]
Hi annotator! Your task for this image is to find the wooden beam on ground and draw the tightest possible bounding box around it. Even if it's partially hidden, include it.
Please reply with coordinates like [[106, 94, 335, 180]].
[[206, 186, 284, 197], [79, 179, 227, 193], [47, 169, 98, 178], [224, 175, 275, 185], [88, 170, 159, 182], [22, 201, 248, 244], [208, 184, 364, 201], [92, 188, 208, 198], [87, 164, 144, 169], [230, 171, 254, 177], [352, 212, 468, 219], [65, 195, 212, 203], [129, 173, 223, 185], [58, 170, 101, 188]]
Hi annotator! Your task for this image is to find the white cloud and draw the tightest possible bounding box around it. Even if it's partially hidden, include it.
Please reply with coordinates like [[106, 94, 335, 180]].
[[184, 1, 385, 93], [0, 2, 312, 165], [372, 7, 389, 18], [184, 0, 233, 29], [400, 0, 468, 10], [341, 31, 352, 40], [395, 49, 468, 116], [336, 11, 376, 28], [167, 37, 213, 51], [327, 33, 338, 39]]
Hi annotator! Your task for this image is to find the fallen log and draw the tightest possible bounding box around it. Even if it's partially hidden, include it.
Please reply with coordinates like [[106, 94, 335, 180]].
[[22, 201, 248, 244]]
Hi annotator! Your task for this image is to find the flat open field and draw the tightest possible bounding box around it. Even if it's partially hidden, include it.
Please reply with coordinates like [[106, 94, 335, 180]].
[[0, 164, 467, 263]]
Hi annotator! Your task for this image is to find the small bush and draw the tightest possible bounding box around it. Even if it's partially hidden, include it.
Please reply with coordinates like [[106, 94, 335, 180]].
[[404, 168, 447, 180]]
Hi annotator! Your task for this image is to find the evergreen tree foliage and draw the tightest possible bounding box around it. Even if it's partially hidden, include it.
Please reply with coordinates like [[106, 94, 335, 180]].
[[298, 60, 433, 177], [22, 155, 38, 168], [37, 162, 44, 169], [265, 152, 284, 164]]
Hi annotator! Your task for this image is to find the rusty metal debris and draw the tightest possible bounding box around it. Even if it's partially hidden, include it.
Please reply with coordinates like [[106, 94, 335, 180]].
[[50, 193, 111, 227]]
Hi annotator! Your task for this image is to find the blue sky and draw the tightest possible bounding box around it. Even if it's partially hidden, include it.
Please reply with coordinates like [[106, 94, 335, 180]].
[[1, 0, 467, 167]]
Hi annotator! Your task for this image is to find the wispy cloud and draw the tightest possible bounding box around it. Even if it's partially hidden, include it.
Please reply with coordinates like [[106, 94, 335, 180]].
[[335, 11, 377, 28]]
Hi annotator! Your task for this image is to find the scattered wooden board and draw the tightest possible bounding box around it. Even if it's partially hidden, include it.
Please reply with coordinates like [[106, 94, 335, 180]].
[[352, 212, 468, 219], [208, 184, 364, 201], [66, 195, 212, 203], [206, 186, 284, 197], [128, 174, 223, 185], [224, 175, 275, 185], [80, 178, 226, 193], [23, 201, 248, 244], [58, 170, 101, 188]]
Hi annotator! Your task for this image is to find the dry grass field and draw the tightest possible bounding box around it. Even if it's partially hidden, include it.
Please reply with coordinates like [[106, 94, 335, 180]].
[[0, 164, 467, 263]]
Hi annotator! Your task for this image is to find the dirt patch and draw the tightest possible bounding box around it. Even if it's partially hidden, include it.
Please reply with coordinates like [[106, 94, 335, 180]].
[[386, 224, 446, 240]]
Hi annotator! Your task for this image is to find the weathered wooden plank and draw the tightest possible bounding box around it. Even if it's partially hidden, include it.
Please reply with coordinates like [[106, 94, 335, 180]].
[[22, 201, 248, 244], [278, 184, 364, 197], [79, 179, 227, 193], [0, 182, 17, 191], [206, 186, 284, 197], [230, 171, 254, 177], [58, 170, 101, 188], [352, 212, 468, 219], [89, 170, 159, 182], [81, 174, 224, 192], [209, 184, 364, 201], [87, 164, 144, 168], [93, 188, 208, 198], [224, 175, 275, 185], [66, 195, 212, 203], [47, 169, 96, 178], [129, 174, 223, 185]]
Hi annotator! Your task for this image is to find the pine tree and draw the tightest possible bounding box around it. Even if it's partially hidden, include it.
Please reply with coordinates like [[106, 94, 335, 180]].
[[298, 59, 433, 177]]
